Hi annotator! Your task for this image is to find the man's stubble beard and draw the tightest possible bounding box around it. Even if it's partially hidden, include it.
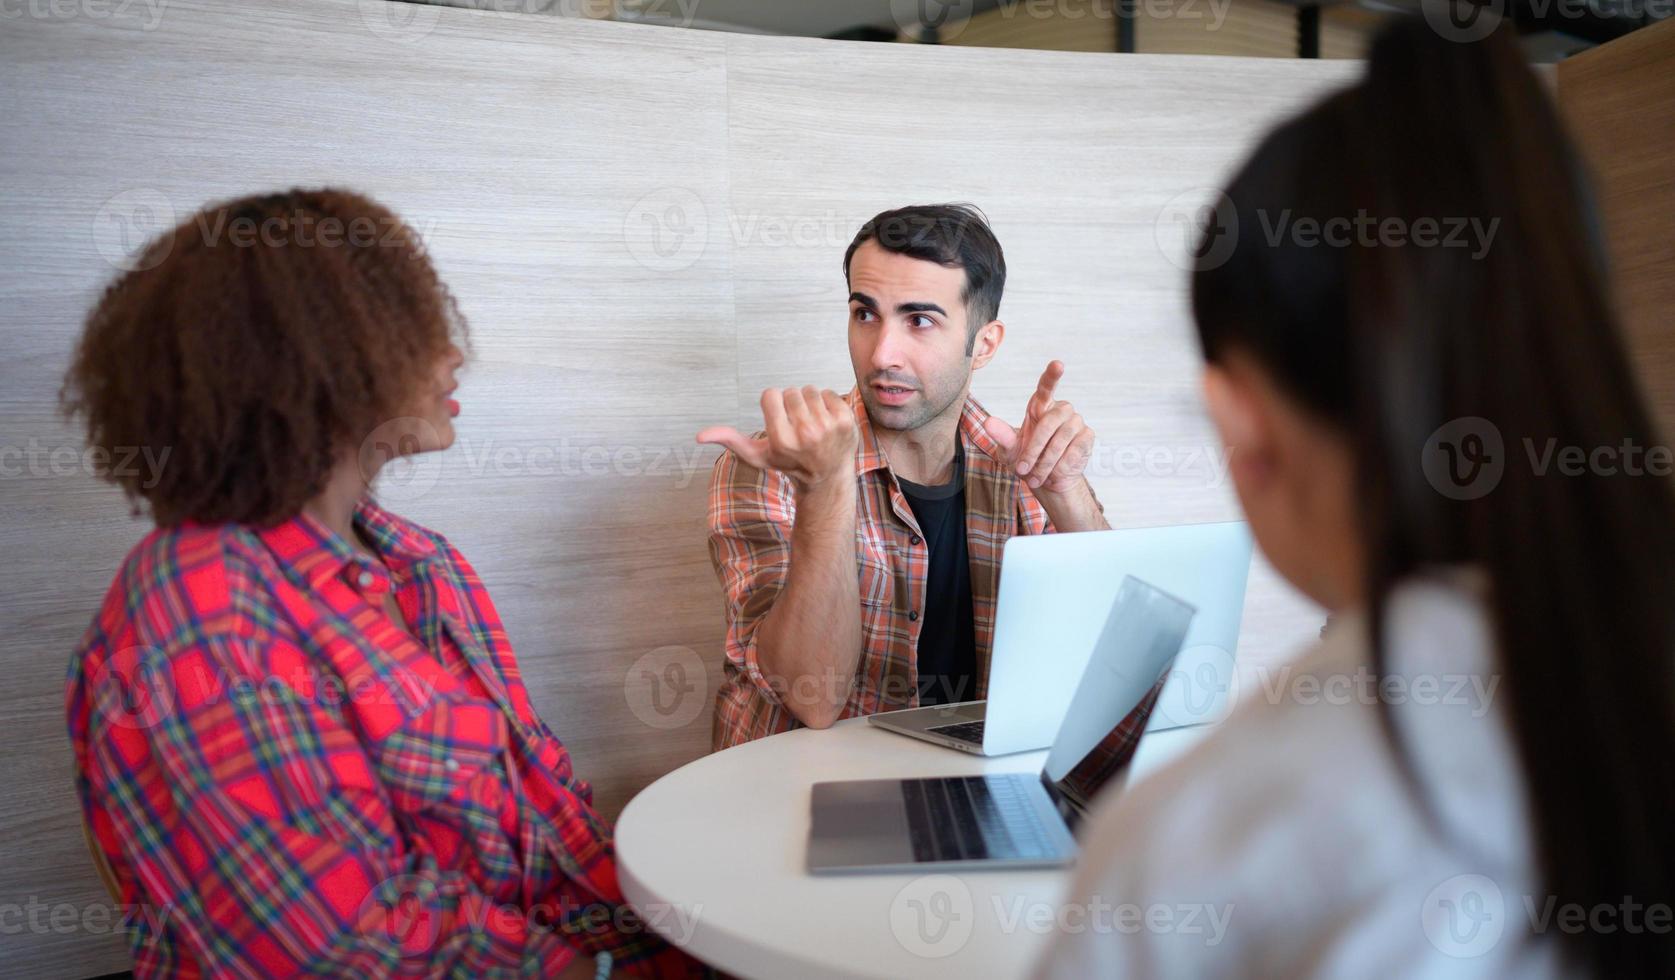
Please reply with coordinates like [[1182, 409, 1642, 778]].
[[860, 359, 973, 434]]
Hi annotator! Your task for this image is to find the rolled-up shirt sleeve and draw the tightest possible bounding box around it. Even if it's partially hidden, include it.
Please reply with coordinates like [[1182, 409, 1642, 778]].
[[705, 446, 799, 713]]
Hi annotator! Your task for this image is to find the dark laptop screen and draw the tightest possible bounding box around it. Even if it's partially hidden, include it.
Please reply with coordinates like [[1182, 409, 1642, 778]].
[[1039, 575, 1196, 827]]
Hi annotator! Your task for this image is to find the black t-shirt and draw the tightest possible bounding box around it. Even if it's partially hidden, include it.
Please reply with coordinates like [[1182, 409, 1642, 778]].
[[897, 443, 978, 706]]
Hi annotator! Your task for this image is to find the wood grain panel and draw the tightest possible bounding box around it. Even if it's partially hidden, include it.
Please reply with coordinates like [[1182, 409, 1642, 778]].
[[935, 0, 1120, 51], [1137, 0, 1298, 57], [1557, 18, 1675, 439], [1, 2, 1353, 974], [1320, 4, 1384, 59], [0, 3, 733, 975]]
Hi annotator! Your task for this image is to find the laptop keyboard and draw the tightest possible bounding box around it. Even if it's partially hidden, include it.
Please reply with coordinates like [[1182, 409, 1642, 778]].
[[900, 775, 1057, 863], [925, 719, 985, 744]]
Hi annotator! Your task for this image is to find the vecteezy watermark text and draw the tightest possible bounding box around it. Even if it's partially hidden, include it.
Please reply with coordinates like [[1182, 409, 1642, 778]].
[[1422, 874, 1672, 958], [1423, 416, 1674, 501], [889, 874, 1235, 958], [889, 0, 1233, 44], [0, 439, 170, 487], [0, 0, 166, 29], [1243, 663, 1501, 717], [359, 876, 703, 951], [1254, 210, 1500, 260], [1155, 191, 1502, 272], [367, 426, 715, 504]]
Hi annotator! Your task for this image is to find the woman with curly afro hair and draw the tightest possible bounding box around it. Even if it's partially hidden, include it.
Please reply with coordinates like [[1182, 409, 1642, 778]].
[[63, 188, 707, 979]]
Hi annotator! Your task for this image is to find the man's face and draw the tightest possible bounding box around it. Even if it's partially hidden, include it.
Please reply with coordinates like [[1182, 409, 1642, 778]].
[[846, 240, 979, 432]]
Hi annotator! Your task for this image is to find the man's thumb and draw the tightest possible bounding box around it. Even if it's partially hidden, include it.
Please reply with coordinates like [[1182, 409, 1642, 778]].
[[696, 426, 769, 469], [983, 416, 1018, 455]]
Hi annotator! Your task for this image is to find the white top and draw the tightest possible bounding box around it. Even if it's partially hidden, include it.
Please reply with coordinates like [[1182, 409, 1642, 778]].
[[1033, 576, 1563, 978], [615, 713, 1213, 979]]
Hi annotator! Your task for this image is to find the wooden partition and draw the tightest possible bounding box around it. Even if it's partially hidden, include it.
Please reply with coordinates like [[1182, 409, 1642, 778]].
[[1557, 18, 1675, 439], [0, 1, 1357, 973]]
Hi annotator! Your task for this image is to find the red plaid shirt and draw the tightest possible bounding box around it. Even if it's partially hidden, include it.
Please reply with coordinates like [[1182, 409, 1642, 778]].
[[67, 500, 702, 978], [707, 389, 1098, 750]]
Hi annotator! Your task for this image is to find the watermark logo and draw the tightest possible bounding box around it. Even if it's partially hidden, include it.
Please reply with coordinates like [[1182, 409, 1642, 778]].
[[356, 875, 704, 950], [0, 0, 169, 30], [358, 0, 443, 43], [359, 874, 444, 956], [1243, 662, 1500, 716], [192, 207, 435, 254], [1422, 416, 1505, 501], [625, 645, 707, 730], [359, 416, 445, 504], [1422, 874, 1506, 957], [890, 874, 974, 958], [88, 645, 176, 731], [891, 0, 1234, 41], [0, 440, 171, 486], [1155, 188, 1238, 273], [1254, 210, 1499, 258], [992, 896, 1235, 942], [889, 0, 979, 41], [1422, 418, 1673, 500], [1421, 0, 1505, 43], [624, 187, 708, 272], [611, 0, 703, 27], [1155, 643, 1237, 725], [0, 896, 176, 937], [354, 427, 713, 504], [93, 188, 175, 272], [1084, 441, 1234, 489]]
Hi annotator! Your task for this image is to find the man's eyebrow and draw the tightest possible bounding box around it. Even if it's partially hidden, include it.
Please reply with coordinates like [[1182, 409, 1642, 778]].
[[847, 292, 948, 318]]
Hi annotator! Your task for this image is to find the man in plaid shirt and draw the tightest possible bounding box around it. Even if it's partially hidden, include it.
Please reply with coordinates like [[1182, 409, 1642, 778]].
[[699, 204, 1111, 751]]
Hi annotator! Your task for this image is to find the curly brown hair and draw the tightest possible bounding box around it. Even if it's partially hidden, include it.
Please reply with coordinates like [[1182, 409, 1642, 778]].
[[62, 187, 468, 527]]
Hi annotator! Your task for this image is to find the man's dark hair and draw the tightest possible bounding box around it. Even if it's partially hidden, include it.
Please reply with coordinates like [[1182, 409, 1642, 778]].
[[842, 203, 1006, 350]]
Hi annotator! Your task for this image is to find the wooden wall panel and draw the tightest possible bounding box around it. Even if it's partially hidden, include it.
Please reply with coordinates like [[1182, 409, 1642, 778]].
[[0, 2, 1353, 974], [935, 0, 1121, 51], [0, 3, 734, 974], [1557, 18, 1675, 439], [905, 0, 1384, 57], [1320, 4, 1384, 59], [1137, 0, 1296, 56]]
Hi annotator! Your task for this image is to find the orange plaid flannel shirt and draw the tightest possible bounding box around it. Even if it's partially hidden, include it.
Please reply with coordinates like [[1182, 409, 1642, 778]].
[[706, 388, 1096, 750]]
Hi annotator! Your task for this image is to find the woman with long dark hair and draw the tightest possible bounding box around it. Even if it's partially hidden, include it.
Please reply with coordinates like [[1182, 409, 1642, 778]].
[[1036, 18, 1673, 978]]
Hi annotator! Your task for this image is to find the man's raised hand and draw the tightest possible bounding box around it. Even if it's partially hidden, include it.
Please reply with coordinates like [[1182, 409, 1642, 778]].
[[697, 387, 858, 490], [981, 360, 1096, 494]]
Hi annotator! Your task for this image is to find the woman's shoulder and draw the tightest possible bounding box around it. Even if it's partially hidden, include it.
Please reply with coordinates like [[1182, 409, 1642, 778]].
[[112, 520, 274, 611], [1052, 577, 1538, 971], [1108, 576, 1509, 832], [1080, 618, 1423, 877], [74, 521, 276, 684]]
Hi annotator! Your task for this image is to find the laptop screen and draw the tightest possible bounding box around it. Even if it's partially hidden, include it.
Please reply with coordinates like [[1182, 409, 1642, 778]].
[[1040, 575, 1197, 826]]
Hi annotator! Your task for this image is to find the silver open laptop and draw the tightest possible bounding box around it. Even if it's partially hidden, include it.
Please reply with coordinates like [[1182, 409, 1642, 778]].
[[810, 576, 1196, 873], [866, 521, 1252, 756]]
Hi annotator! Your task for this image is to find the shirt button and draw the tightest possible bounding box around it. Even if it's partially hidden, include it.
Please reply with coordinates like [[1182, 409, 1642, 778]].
[[444, 758, 459, 773], [357, 570, 375, 588], [908, 610, 919, 622], [910, 534, 922, 546]]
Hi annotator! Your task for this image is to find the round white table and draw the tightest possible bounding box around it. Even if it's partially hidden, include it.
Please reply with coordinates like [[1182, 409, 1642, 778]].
[[616, 716, 1212, 979]]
